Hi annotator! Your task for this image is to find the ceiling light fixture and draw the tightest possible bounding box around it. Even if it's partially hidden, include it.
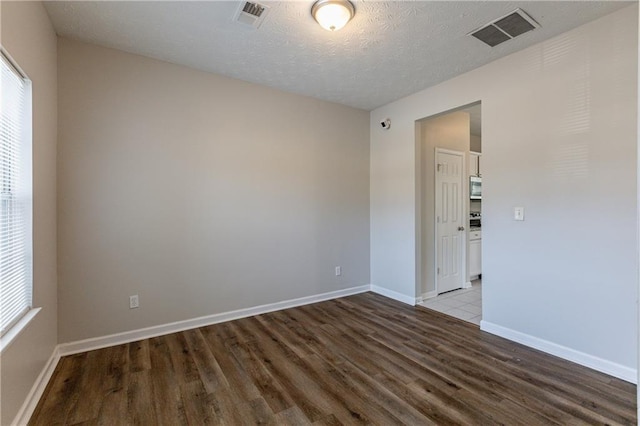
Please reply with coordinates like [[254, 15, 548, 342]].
[[311, 0, 355, 32]]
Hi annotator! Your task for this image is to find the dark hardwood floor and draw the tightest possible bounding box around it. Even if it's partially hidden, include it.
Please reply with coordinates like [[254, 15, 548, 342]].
[[30, 292, 636, 425]]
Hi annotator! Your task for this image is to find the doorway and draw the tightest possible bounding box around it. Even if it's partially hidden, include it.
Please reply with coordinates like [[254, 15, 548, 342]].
[[416, 102, 482, 325]]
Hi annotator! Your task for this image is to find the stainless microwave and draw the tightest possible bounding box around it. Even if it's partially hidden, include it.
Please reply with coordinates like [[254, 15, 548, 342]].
[[470, 176, 482, 200]]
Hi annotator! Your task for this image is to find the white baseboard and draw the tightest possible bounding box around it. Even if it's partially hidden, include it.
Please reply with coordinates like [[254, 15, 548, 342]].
[[416, 290, 437, 303], [58, 284, 371, 356], [480, 320, 637, 384], [11, 346, 61, 426], [370, 285, 416, 305], [463, 281, 473, 289]]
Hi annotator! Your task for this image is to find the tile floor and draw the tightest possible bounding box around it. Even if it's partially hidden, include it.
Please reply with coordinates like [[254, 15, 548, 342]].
[[419, 279, 482, 325]]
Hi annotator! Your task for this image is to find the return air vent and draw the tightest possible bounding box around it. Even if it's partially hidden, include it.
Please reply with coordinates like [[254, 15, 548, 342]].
[[234, 1, 270, 29], [469, 9, 539, 47]]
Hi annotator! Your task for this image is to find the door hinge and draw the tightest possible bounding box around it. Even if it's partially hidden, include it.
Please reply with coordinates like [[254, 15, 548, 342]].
[[437, 164, 442, 172], [437, 267, 440, 274]]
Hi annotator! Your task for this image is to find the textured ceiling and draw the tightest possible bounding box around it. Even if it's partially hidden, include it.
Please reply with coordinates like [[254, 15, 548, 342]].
[[44, 1, 632, 111]]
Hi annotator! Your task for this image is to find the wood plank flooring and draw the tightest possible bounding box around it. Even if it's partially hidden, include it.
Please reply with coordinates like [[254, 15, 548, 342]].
[[30, 292, 636, 425]]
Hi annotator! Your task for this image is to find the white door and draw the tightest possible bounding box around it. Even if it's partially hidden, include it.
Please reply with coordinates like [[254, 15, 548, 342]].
[[435, 149, 465, 294]]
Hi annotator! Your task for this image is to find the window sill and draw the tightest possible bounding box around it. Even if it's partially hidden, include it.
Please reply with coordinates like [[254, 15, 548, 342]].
[[0, 307, 41, 354]]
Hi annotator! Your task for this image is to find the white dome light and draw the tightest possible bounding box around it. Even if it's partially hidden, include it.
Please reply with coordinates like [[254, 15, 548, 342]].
[[311, 0, 355, 32]]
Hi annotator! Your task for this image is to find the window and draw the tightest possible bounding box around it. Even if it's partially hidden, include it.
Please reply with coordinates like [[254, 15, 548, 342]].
[[0, 50, 32, 338]]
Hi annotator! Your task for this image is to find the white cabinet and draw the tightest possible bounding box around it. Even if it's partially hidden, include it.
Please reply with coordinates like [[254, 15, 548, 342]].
[[469, 151, 481, 177], [469, 232, 481, 277]]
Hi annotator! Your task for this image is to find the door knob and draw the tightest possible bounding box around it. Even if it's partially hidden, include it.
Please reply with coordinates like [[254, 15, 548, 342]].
[[458, 226, 465, 231]]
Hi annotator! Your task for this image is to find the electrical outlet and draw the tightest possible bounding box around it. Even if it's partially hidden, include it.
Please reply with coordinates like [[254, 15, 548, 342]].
[[129, 294, 139, 309], [335, 266, 341, 276]]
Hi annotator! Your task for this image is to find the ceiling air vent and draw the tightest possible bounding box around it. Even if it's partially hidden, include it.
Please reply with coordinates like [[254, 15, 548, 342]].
[[234, 1, 270, 29], [469, 8, 539, 47]]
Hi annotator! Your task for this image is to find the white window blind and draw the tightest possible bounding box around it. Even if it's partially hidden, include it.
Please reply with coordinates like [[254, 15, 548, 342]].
[[0, 51, 32, 337]]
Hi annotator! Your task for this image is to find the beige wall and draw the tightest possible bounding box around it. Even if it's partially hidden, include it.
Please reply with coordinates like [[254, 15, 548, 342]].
[[57, 38, 370, 342], [418, 112, 470, 295], [470, 134, 481, 153], [0, 2, 58, 424]]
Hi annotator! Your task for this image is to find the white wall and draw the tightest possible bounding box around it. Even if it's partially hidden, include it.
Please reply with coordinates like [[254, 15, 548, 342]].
[[0, 2, 58, 424], [371, 6, 638, 376], [57, 39, 370, 343]]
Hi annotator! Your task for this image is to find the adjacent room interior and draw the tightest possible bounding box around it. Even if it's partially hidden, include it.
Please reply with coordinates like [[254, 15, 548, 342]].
[[1, 1, 638, 424], [417, 103, 484, 325]]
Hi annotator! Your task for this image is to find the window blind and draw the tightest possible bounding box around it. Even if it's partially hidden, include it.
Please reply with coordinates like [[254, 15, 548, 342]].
[[1, 52, 32, 337]]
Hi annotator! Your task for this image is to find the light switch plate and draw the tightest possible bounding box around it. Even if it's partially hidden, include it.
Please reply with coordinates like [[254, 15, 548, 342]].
[[514, 207, 525, 221]]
